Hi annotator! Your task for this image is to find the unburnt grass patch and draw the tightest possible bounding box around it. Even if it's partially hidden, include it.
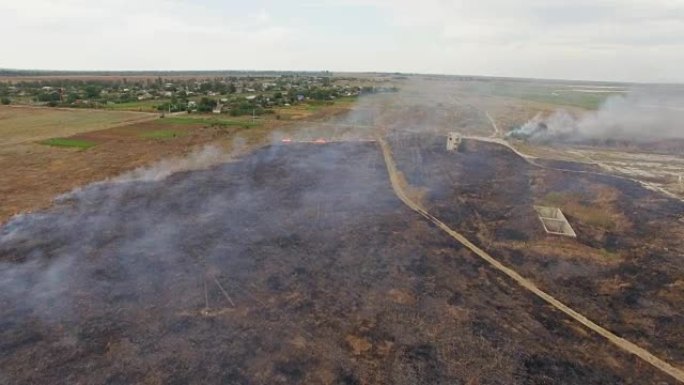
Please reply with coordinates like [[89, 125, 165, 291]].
[[140, 130, 186, 140], [39, 137, 96, 149]]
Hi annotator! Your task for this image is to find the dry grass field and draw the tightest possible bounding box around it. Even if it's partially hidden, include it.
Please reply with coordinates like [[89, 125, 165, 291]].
[[0, 106, 156, 146]]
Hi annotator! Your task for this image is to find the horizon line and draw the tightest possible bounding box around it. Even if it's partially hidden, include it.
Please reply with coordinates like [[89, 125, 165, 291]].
[[3, 68, 682, 86]]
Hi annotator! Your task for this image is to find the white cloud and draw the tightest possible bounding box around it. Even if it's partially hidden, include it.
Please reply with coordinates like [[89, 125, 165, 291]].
[[1, 0, 684, 81]]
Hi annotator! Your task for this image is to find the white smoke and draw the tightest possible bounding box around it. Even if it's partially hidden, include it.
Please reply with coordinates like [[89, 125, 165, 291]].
[[510, 88, 684, 142], [114, 145, 230, 182]]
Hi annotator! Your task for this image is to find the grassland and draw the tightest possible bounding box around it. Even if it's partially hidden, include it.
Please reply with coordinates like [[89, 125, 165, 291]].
[[39, 138, 96, 149], [158, 115, 261, 128], [0, 106, 156, 146], [503, 88, 621, 110], [464, 80, 627, 110], [104, 100, 166, 112], [551, 91, 623, 109], [140, 130, 186, 139], [540, 191, 618, 230]]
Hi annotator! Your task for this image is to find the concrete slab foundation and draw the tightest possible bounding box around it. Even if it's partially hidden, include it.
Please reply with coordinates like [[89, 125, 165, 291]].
[[534, 206, 577, 237]]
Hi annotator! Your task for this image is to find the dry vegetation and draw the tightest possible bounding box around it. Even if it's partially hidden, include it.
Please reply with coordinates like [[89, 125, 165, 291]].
[[0, 106, 156, 146], [0, 102, 353, 224]]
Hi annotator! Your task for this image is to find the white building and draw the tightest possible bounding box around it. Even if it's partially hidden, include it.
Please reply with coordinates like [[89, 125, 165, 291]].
[[446, 132, 462, 151]]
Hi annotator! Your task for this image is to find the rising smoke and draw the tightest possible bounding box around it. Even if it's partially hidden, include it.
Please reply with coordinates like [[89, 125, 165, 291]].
[[0, 89, 398, 326], [508, 87, 684, 143]]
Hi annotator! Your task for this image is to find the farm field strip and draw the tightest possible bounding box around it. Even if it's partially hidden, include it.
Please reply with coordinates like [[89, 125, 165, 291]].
[[0, 106, 157, 146]]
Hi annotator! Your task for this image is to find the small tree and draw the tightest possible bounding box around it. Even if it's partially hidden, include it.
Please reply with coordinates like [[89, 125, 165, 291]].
[[1, 97, 10, 105], [197, 97, 217, 112], [86, 85, 103, 99]]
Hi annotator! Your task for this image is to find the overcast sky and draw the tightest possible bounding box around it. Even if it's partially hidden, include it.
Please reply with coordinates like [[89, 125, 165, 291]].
[[2, 0, 684, 82]]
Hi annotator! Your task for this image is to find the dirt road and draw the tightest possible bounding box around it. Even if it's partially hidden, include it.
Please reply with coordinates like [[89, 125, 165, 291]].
[[377, 135, 684, 384], [485, 112, 501, 138]]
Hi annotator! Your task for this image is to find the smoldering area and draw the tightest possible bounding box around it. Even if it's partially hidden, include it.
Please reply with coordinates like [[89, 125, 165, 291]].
[[508, 87, 684, 145], [0, 82, 679, 384]]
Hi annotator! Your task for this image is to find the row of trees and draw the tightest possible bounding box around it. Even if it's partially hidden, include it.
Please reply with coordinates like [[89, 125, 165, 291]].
[[1, 75, 337, 97], [156, 97, 271, 116]]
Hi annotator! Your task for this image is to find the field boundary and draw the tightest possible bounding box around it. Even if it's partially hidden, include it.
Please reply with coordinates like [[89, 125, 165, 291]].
[[377, 135, 684, 384]]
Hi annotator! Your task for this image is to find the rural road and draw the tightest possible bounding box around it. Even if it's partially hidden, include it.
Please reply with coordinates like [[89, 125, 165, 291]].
[[376, 135, 684, 384], [485, 111, 501, 138]]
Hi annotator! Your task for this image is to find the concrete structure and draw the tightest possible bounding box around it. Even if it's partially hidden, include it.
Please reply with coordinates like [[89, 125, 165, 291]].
[[213, 102, 223, 114], [447, 132, 462, 151], [534, 206, 577, 237]]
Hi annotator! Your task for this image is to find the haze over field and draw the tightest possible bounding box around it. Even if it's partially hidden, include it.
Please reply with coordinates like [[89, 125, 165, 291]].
[[2, 0, 684, 382], [2, 0, 684, 82], [511, 88, 684, 142]]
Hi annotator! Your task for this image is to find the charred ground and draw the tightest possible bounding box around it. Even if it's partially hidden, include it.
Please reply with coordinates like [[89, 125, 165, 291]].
[[0, 141, 676, 384], [389, 133, 684, 370]]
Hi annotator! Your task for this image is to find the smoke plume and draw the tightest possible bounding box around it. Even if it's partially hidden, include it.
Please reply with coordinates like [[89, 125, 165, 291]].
[[509, 87, 684, 142]]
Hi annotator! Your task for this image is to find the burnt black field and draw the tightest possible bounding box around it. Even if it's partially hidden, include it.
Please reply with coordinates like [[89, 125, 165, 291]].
[[390, 133, 684, 371], [0, 142, 674, 384]]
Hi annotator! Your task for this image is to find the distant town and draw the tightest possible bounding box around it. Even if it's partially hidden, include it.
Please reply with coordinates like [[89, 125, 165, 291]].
[[0, 71, 400, 117]]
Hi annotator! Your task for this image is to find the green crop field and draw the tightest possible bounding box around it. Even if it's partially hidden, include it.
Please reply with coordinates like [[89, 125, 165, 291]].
[[140, 130, 186, 139], [462, 80, 628, 110], [105, 100, 168, 112], [159, 116, 261, 128], [511, 90, 621, 110], [39, 138, 96, 149]]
